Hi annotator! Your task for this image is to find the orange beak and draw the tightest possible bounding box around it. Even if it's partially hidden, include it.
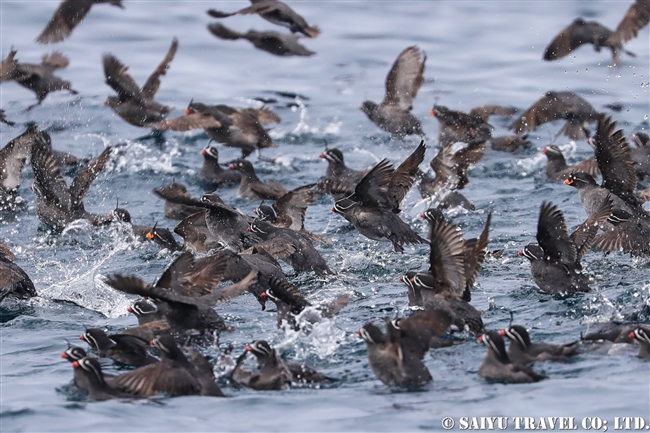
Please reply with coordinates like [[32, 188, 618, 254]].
[[319, 153, 326, 158], [244, 345, 252, 351], [542, 147, 547, 153], [630, 332, 636, 339], [499, 329, 506, 336], [146, 232, 155, 240], [477, 336, 484, 343], [564, 179, 573, 185], [71, 361, 80, 368], [429, 109, 436, 116], [61, 352, 68, 359], [127, 307, 133, 313], [201, 149, 207, 156], [185, 108, 192, 115]]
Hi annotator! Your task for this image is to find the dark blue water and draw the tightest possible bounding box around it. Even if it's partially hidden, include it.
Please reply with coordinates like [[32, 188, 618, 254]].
[[1, 1, 649, 431]]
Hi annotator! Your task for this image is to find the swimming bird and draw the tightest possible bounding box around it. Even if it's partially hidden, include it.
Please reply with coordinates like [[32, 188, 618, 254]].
[[232, 340, 329, 391], [110, 207, 181, 251], [207, 1, 320, 37], [401, 214, 490, 334], [519, 200, 611, 294], [70, 357, 136, 401], [358, 310, 452, 387], [477, 331, 546, 384], [628, 327, 650, 359], [500, 325, 580, 365], [0, 50, 77, 109], [0, 241, 36, 303], [510, 91, 599, 140], [261, 277, 348, 329], [80, 329, 157, 367], [248, 219, 331, 275], [112, 335, 224, 397], [361, 46, 426, 136], [37, 0, 124, 44], [319, 147, 368, 193], [199, 146, 241, 187], [229, 159, 288, 200], [208, 23, 315, 57]]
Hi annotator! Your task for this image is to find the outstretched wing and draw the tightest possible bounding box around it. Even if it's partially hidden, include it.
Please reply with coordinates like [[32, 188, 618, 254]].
[[141, 38, 178, 101], [382, 46, 426, 111]]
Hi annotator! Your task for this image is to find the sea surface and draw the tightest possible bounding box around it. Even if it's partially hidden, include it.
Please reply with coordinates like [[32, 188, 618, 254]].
[[0, 1, 649, 432]]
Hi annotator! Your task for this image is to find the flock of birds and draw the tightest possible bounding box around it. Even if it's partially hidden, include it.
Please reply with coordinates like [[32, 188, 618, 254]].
[[1, 0, 650, 401]]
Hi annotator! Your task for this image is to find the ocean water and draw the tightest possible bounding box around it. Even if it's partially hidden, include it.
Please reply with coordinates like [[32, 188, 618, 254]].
[[0, 0, 649, 431]]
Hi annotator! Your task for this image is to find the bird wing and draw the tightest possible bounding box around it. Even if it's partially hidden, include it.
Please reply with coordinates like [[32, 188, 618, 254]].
[[353, 159, 394, 209], [463, 213, 491, 301], [387, 140, 425, 209], [112, 363, 200, 397], [428, 218, 466, 297], [30, 137, 71, 209], [146, 113, 221, 131], [36, 0, 94, 44], [509, 91, 572, 133], [0, 125, 40, 190], [537, 202, 576, 264], [103, 54, 145, 103], [40, 52, 70, 71], [69, 146, 112, 204], [570, 195, 612, 261], [382, 46, 426, 111], [141, 38, 178, 101], [268, 277, 312, 313], [593, 114, 639, 205], [272, 183, 317, 231], [608, 0, 650, 46]]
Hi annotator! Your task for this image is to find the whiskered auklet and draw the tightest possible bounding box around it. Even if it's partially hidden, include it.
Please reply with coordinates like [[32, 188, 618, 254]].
[[544, 0, 649, 65], [0, 50, 77, 109], [520, 200, 611, 294], [500, 325, 580, 365], [232, 340, 329, 391], [0, 240, 36, 303], [565, 115, 650, 255], [80, 328, 157, 367], [200, 146, 241, 187], [70, 357, 135, 401], [330, 141, 427, 252], [359, 310, 452, 387], [112, 335, 224, 397], [208, 23, 315, 57], [229, 159, 288, 200], [361, 46, 426, 136], [207, 0, 320, 38], [477, 331, 547, 384], [509, 91, 599, 140], [0, 124, 43, 211], [30, 140, 113, 230], [37, 0, 124, 44]]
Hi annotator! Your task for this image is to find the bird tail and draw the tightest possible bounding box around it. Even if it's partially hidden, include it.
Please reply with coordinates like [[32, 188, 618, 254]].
[[304, 26, 321, 38]]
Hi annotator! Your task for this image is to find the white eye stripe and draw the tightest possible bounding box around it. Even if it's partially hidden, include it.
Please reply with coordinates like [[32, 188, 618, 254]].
[[507, 329, 527, 348], [84, 332, 99, 350], [359, 328, 375, 344]]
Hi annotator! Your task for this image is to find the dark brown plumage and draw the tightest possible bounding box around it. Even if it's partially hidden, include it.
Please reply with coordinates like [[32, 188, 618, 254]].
[[0, 241, 36, 303], [208, 23, 315, 57], [0, 124, 43, 211], [103, 38, 179, 127], [37, 0, 124, 44], [0, 50, 77, 108], [478, 331, 546, 384], [31, 139, 112, 230], [361, 46, 425, 136], [359, 310, 452, 387], [542, 145, 599, 181], [207, 0, 320, 38], [509, 91, 599, 140], [500, 325, 580, 365], [153, 183, 205, 220], [230, 159, 288, 200]]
